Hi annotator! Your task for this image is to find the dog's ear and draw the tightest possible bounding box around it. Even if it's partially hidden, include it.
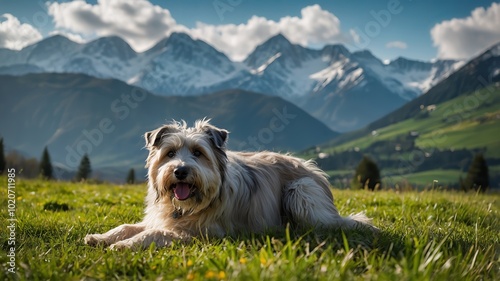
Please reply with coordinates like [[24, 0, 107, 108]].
[[206, 127, 228, 149], [195, 119, 229, 149], [144, 125, 177, 149]]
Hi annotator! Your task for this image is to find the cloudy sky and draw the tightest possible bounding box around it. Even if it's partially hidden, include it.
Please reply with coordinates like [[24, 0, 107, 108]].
[[1, 0, 499, 62]]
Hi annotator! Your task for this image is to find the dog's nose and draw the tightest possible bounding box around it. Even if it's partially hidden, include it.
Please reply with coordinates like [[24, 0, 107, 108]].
[[174, 166, 190, 180]]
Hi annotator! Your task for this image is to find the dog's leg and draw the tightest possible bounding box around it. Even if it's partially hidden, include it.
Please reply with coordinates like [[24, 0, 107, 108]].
[[84, 224, 146, 246], [109, 229, 189, 250], [283, 177, 376, 230], [283, 177, 344, 228]]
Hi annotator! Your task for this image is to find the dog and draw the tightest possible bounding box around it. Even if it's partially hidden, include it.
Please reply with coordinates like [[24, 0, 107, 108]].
[[85, 119, 375, 249]]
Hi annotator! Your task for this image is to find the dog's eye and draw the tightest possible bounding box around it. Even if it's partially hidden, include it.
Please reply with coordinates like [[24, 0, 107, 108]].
[[193, 150, 202, 157], [167, 151, 176, 158]]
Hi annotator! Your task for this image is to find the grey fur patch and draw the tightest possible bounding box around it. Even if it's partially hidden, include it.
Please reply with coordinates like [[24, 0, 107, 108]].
[[241, 164, 260, 196]]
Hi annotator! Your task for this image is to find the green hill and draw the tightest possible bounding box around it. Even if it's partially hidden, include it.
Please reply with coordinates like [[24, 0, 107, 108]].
[[306, 85, 500, 188], [320, 86, 500, 156]]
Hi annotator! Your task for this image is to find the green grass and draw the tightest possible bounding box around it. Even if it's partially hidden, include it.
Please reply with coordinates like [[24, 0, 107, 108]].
[[383, 169, 463, 187], [1, 177, 499, 280]]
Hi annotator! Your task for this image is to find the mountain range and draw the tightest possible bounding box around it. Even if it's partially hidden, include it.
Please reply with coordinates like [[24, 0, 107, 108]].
[[0, 33, 464, 132]]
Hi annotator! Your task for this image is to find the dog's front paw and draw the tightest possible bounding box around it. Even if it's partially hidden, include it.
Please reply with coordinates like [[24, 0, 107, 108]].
[[109, 241, 135, 251], [84, 234, 108, 247]]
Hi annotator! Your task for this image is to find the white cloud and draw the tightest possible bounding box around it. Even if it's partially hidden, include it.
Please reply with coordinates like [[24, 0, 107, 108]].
[[190, 4, 353, 61], [47, 1, 353, 60], [386, 41, 407, 49], [47, 0, 183, 52], [0, 13, 43, 50], [188, 16, 280, 61], [431, 2, 500, 59]]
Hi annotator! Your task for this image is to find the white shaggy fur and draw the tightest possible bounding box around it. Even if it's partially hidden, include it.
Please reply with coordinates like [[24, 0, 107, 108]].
[[84, 120, 376, 250]]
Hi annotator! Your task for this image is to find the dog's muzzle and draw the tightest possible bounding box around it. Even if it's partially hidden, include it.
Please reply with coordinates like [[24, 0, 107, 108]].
[[172, 166, 195, 201]]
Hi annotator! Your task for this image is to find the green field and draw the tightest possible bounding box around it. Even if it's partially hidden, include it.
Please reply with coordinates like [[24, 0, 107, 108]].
[[326, 169, 467, 189], [383, 169, 463, 188], [1, 177, 499, 280]]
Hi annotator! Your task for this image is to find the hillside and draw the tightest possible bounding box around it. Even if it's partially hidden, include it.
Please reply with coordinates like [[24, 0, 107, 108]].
[[318, 86, 500, 155], [0, 73, 336, 180], [306, 85, 500, 188]]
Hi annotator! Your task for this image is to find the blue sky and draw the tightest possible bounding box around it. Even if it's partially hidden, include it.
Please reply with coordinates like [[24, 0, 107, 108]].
[[1, 0, 499, 62]]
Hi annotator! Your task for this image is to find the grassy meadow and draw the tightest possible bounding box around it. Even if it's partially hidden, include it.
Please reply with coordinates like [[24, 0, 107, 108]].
[[1, 177, 499, 280]]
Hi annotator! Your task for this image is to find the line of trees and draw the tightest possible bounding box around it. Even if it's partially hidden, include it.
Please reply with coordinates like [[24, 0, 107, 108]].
[[36, 146, 93, 182], [0, 138, 92, 181]]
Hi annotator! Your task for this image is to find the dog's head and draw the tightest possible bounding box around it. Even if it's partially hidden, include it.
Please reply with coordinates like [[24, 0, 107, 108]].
[[144, 119, 228, 216]]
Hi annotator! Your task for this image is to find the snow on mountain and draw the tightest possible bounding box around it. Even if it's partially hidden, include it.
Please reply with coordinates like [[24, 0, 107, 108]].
[[250, 52, 282, 75], [240, 34, 326, 99], [0, 35, 140, 81], [78, 36, 139, 80], [309, 53, 365, 93], [387, 57, 464, 95], [240, 36, 462, 104], [25, 35, 83, 71], [244, 34, 316, 69], [0, 32, 463, 100], [130, 33, 247, 95]]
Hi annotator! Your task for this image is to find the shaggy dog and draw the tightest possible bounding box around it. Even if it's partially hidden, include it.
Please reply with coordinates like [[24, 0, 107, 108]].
[[85, 120, 375, 249]]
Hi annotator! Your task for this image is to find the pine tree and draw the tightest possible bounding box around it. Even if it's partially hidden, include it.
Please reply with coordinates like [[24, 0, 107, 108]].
[[75, 154, 92, 181], [0, 138, 5, 174], [126, 168, 136, 184], [461, 153, 489, 192], [352, 156, 381, 191], [39, 146, 53, 180]]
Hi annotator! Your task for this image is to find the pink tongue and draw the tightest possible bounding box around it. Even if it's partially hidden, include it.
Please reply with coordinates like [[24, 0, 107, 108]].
[[174, 183, 191, 200]]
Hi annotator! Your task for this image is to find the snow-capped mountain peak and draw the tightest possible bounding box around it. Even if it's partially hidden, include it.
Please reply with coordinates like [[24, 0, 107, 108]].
[[131, 32, 247, 95], [82, 36, 136, 61], [386, 57, 464, 94]]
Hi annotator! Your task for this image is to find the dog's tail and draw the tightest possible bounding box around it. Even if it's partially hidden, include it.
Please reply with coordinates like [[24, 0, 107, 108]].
[[339, 212, 378, 231]]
